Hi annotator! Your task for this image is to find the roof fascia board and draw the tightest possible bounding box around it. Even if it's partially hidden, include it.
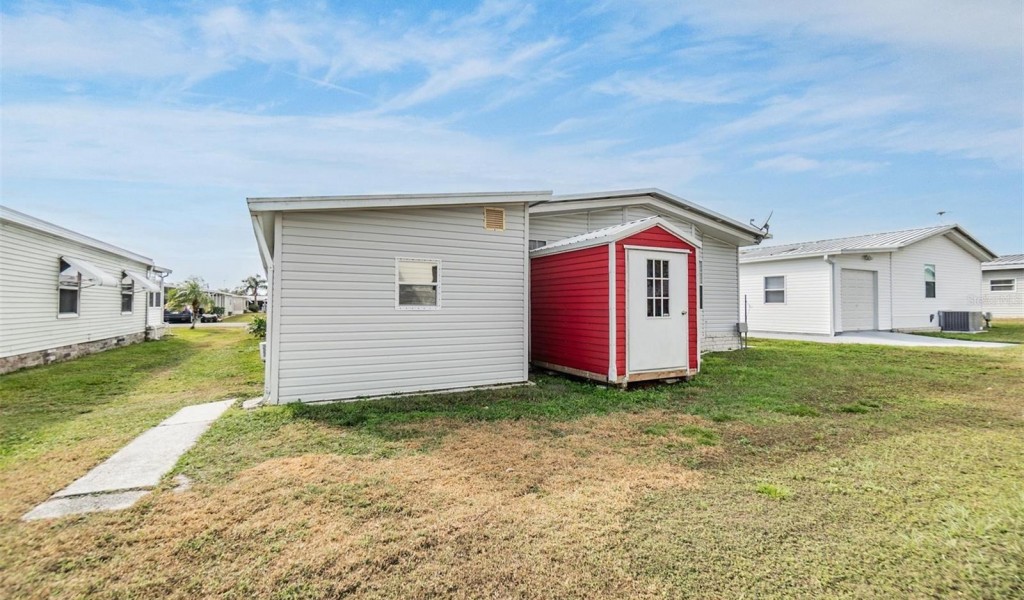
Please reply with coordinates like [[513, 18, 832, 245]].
[[982, 263, 1024, 271], [1, 205, 155, 266], [247, 191, 552, 213]]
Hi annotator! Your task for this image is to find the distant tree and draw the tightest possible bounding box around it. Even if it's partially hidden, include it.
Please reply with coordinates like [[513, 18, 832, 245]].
[[241, 274, 267, 306], [166, 277, 212, 330]]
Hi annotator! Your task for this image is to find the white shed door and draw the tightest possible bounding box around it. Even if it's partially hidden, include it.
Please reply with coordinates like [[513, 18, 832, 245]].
[[627, 250, 688, 372], [840, 269, 877, 331]]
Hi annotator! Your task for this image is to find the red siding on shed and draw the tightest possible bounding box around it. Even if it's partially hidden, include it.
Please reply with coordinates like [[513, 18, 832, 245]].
[[615, 226, 699, 375], [531, 245, 610, 377]]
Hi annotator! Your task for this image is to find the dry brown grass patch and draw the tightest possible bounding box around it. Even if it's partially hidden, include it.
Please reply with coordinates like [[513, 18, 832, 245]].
[[3, 412, 708, 599]]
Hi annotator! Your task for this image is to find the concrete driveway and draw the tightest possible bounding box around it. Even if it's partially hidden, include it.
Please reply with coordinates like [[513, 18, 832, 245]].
[[750, 330, 1016, 348]]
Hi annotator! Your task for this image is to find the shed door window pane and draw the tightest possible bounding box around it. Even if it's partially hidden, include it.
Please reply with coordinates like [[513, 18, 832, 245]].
[[764, 276, 785, 303], [398, 260, 439, 307], [121, 275, 134, 313], [924, 264, 936, 298], [990, 278, 1015, 292], [646, 259, 670, 317]]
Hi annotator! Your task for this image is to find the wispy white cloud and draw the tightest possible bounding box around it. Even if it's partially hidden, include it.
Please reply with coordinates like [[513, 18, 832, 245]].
[[754, 154, 886, 175], [592, 72, 745, 105]]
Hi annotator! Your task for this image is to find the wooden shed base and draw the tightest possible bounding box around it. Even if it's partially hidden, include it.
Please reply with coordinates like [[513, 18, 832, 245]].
[[532, 361, 694, 388]]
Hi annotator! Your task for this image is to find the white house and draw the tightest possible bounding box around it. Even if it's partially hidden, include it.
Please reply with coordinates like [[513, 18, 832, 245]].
[[529, 189, 769, 352], [249, 189, 765, 404], [738, 225, 996, 335], [0, 205, 170, 374], [982, 254, 1024, 318], [211, 291, 250, 316], [248, 191, 546, 404]]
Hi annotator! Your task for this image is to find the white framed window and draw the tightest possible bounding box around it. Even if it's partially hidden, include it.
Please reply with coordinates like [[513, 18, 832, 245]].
[[396, 258, 440, 309], [764, 276, 785, 303], [148, 291, 162, 307], [57, 259, 80, 317], [121, 273, 134, 314], [528, 240, 547, 251], [990, 278, 1016, 292], [924, 264, 936, 298], [646, 258, 671, 317]]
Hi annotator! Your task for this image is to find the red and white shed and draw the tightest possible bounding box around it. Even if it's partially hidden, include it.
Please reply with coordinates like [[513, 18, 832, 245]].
[[530, 217, 700, 386]]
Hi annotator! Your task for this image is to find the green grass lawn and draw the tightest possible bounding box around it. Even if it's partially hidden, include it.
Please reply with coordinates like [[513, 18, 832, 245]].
[[1, 333, 1021, 599], [913, 318, 1024, 344], [220, 312, 260, 323]]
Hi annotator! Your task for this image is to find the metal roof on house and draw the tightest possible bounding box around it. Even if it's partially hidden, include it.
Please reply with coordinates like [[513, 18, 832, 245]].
[[740, 224, 995, 263], [538, 188, 767, 239], [0, 204, 165, 270], [983, 253, 1024, 270]]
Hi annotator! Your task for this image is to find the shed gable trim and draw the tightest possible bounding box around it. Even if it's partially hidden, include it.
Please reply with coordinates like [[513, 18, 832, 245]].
[[530, 217, 701, 258]]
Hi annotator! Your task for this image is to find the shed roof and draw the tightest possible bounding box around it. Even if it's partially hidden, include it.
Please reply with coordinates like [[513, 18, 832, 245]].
[[0, 204, 165, 270], [530, 216, 699, 258], [983, 253, 1024, 270], [740, 224, 995, 263]]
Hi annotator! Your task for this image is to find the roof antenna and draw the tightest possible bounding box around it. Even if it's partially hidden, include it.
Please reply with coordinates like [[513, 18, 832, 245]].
[[750, 210, 773, 236]]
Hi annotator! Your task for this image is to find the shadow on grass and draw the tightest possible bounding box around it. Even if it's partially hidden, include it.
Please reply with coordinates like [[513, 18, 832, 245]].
[[0, 337, 194, 458]]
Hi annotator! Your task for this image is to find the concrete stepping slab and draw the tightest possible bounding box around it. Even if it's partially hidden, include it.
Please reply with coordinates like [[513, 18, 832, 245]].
[[23, 398, 235, 521]]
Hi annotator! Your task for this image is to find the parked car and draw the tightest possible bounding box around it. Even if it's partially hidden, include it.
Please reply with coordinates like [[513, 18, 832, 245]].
[[199, 311, 221, 323], [164, 310, 192, 324]]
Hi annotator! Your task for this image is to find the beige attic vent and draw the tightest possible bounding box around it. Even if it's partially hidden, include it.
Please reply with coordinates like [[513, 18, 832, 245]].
[[483, 207, 506, 231]]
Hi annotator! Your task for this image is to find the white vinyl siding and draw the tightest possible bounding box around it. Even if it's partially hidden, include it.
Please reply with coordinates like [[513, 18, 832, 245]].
[[274, 203, 528, 403], [982, 268, 1024, 318], [739, 257, 832, 335], [530, 205, 745, 352], [0, 220, 151, 358], [890, 234, 983, 330]]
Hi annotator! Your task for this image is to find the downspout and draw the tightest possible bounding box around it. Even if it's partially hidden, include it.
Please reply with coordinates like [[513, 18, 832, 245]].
[[824, 254, 837, 335]]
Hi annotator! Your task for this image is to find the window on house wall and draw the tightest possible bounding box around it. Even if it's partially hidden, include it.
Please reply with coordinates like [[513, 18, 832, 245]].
[[121, 274, 134, 313], [924, 264, 936, 298], [397, 258, 440, 308], [646, 259, 670, 317], [58, 259, 80, 316], [529, 240, 547, 251], [148, 291, 162, 307], [990, 278, 1016, 292], [764, 276, 785, 303]]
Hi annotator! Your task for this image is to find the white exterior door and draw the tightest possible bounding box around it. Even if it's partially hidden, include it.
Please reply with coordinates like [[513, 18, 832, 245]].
[[627, 249, 688, 372], [840, 269, 877, 331]]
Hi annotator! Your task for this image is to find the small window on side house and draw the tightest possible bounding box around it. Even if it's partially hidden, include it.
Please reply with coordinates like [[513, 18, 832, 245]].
[[397, 258, 440, 308], [764, 276, 785, 303], [924, 264, 936, 298], [529, 240, 547, 251], [990, 278, 1015, 292], [121, 274, 134, 313], [58, 259, 80, 316]]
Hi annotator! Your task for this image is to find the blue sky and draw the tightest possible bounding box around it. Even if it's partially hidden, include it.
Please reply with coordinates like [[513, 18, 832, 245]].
[[2, 0, 1021, 288]]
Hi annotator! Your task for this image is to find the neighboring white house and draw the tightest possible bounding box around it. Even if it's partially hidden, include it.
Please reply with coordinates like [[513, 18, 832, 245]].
[[738, 225, 996, 335], [248, 191, 546, 404], [211, 291, 249, 316], [529, 189, 769, 352], [982, 254, 1024, 318], [0, 205, 171, 374]]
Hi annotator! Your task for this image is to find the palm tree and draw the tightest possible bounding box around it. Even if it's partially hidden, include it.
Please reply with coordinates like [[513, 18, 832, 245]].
[[240, 274, 267, 306], [166, 277, 212, 329]]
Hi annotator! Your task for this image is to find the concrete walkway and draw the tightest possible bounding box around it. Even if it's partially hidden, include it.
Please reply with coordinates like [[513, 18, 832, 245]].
[[750, 330, 1015, 348], [23, 399, 235, 521]]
